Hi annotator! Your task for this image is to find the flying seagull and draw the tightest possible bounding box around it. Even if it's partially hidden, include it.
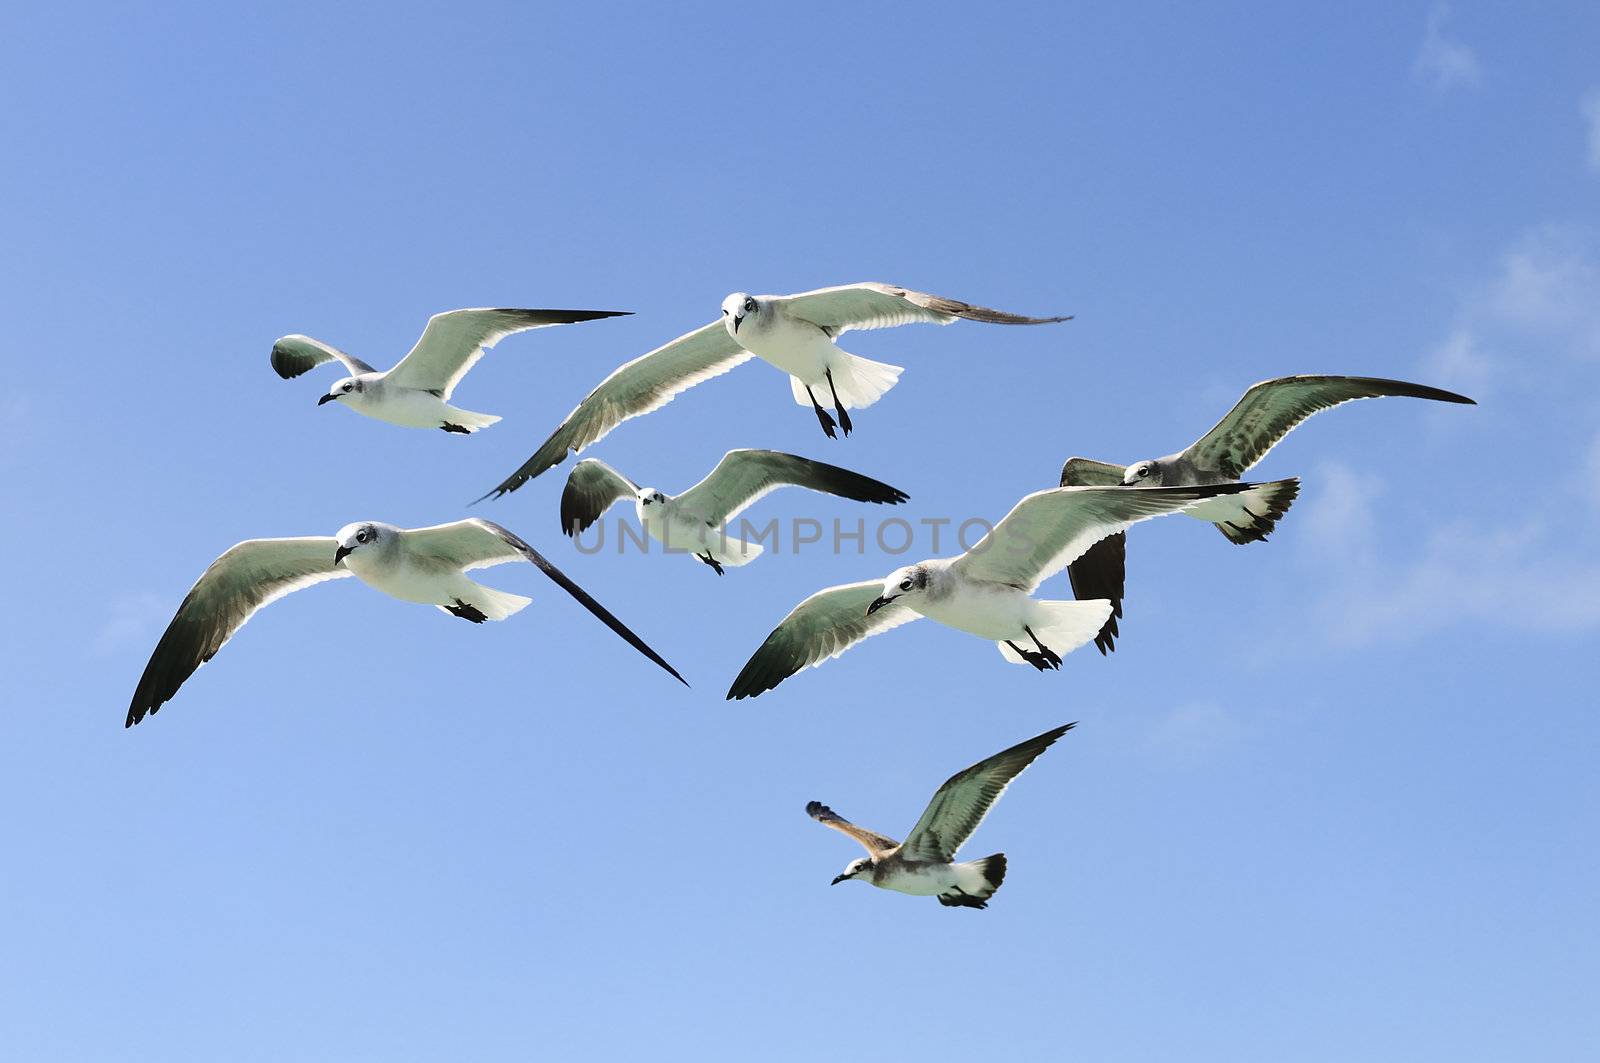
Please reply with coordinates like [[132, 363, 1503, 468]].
[[727, 482, 1255, 699], [271, 307, 630, 433], [480, 283, 1070, 497], [126, 518, 685, 726], [1060, 374, 1477, 653], [809, 722, 1074, 909], [559, 449, 910, 574]]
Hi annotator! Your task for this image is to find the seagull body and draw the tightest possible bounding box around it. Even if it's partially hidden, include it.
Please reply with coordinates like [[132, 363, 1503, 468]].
[[126, 518, 684, 726], [726, 482, 1256, 699], [482, 283, 1070, 497], [559, 449, 909, 574], [809, 723, 1074, 909], [1061, 374, 1477, 652], [272, 307, 629, 433]]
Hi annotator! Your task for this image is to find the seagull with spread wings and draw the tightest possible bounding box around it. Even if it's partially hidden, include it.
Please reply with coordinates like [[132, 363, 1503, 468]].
[[559, 449, 909, 574], [1060, 374, 1477, 653], [272, 306, 629, 433], [808, 722, 1074, 909], [726, 482, 1256, 699], [481, 283, 1070, 497], [126, 518, 685, 727]]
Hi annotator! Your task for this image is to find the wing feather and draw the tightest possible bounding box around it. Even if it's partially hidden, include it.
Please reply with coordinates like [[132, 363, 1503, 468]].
[[726, 581, 920, 700], [675, 450, 908, 527], [560, 459, 641, 536], [1058, 458, 1131, 653], [805, 801, 900, 857], [269, 335, 375, 379], [386, 307, 629, 399], [776, 282, 1071, 336]]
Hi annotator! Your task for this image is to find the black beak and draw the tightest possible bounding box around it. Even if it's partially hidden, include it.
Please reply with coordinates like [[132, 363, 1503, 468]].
[[830, 874, 848, 886], [732, 314, 743, 333], [333, 545, 351, 566], [317, 393, 337, 406], [866, 595, 897, 616]]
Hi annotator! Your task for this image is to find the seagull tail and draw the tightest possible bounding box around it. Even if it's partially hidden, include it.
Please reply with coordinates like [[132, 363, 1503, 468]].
[[1209, 477, 1300, 545], [441, 405, 502, 432], [791, 353, 903, 411], [941, 854, 1007, 908], [996, 600, 1113, 664], [706, 532, 764, 568], [438, 580, 532, 622]]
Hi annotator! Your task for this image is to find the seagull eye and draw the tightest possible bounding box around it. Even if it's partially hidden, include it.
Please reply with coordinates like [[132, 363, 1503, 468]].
[[744, 299, 756, 312], [355, 531, 368, 543], [899, 579, 913, 591]]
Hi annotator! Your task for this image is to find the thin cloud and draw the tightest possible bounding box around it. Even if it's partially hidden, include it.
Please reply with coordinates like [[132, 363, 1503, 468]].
[[1583, 89, 1600, 172], [1414, 3, 1481, 91]]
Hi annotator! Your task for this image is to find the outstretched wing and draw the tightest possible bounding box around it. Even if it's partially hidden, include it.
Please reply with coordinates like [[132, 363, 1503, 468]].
[[805, 801, 900, 857], [386, 307, 629, 399], [726, 581, 920, 700], [956, 484, 1254, 592], [270, 335, 376, 379], [127, 538, 350, 726], [775, 282, 1071, 336], [1185, 375, 1476, 479], [480, 322, 750, 498], [560, 459, 641, 536], [898, 723, 1075, 864], [675, 450, 908, 526], [403, 519, 687, 686], [1059, 458, 1131, 654]]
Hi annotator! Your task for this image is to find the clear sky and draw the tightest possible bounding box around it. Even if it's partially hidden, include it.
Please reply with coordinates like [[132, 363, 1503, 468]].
[[3, 2, 1597, 1060]]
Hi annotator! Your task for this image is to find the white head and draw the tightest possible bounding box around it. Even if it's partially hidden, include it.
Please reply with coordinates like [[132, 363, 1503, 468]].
[[831, 857, 873, 886], [318, 376, 366, 408], [866, 564, 930, 616], [332, 521, 396, 568], [720, 292, 761, 337], [633, 487, 668, 517], [1121, 459, 1166, 487]]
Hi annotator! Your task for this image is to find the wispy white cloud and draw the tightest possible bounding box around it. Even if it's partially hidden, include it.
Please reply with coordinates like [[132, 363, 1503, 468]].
[[91, 594, 170, 657], [1582, 89, 1600, 172], [1145, 701, 1249, 763], [1485, 227, 1600, 359], [1414, 3, 1481, 91], [1422, 328, 1494, 395]]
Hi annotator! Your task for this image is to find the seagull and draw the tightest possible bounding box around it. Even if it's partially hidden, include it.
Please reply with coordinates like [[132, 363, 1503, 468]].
[[480, 283, 1070, 497], [271, 307, 630, 433], [1060, 374, 1477, 653], [808, 722, 1074, 909], [126, 518, 685, 726], [559, 449, 910, 574], [726, 482, 1256, 699]]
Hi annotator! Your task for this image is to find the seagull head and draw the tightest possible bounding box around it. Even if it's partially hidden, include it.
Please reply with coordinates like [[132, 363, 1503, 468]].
[[633, 488, 669, 517], [867, 565, 928, 615], [1121, 460, 1164, 487], [319, 376, 364, 407], [831, 857, 872, 886], [333, 522, 389, 567], [720, 292, 760, 336]]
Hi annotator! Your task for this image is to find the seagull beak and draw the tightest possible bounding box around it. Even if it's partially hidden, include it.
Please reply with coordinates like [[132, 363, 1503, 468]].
[[830, 874, 849, 886], [866, 595, 897, 615], [317, 393, 337, 406], [333, 545, 351, 566], [732, 314, 743, 333]]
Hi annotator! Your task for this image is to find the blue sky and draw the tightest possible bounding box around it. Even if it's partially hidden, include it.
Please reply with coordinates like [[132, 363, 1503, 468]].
[[3, 2, 1597, 1059]]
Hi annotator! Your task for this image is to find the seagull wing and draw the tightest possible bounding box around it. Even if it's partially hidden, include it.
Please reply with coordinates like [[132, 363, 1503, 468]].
[[898, 723, 1075, 864], [560, 458, 641, 537], [402, 519, 687, 686], [726, 580, 920, 700], [1059, 458, 1131, 654], [805, 801, 901, 857], [674, 450, 909, 527], [127, 537, 351, 726], [385, 307, 630, 399], [955, 484, 1254, 592], [1184, 374, 1477, 479], [774, 282, 1071, 336], [480, 321, 751, 498], [270, 335, 376, 379]]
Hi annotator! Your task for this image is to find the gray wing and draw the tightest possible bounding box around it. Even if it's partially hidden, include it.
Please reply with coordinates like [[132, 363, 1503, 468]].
[[1185, 375, 1476, 479], [479, 321, 751, 498], [955, 484, 1255, 592], [805, 801, 901, 857], [560, 459, 640, 536], [1059, 458, 1131, 654], [899, 723, 1075, 864], [269, 335, 376, 379], [385, 307, 630, 399], [403, 519, 687, 686], [726, 581, 920, 700], [775, 282, 1072, 336], [127, 538, 351, 726], [674, 450, 909, 526]]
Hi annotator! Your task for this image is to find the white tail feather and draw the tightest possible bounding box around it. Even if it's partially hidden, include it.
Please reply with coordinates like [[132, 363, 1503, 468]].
[[996, 600, 1114, 663], [788, 353, 904, 410], [437, 580, 531, 621]]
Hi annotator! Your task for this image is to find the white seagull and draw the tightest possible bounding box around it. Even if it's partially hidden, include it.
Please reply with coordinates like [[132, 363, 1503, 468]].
[[809, 722, 1074, 909], [126, 518, 685, 727], [480, 283, 1070, 497], [559, 449, 909, 574], [1060, 374, 1476, 653], [272, 307, 629, 433], [726, 482, 1255, 699]]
